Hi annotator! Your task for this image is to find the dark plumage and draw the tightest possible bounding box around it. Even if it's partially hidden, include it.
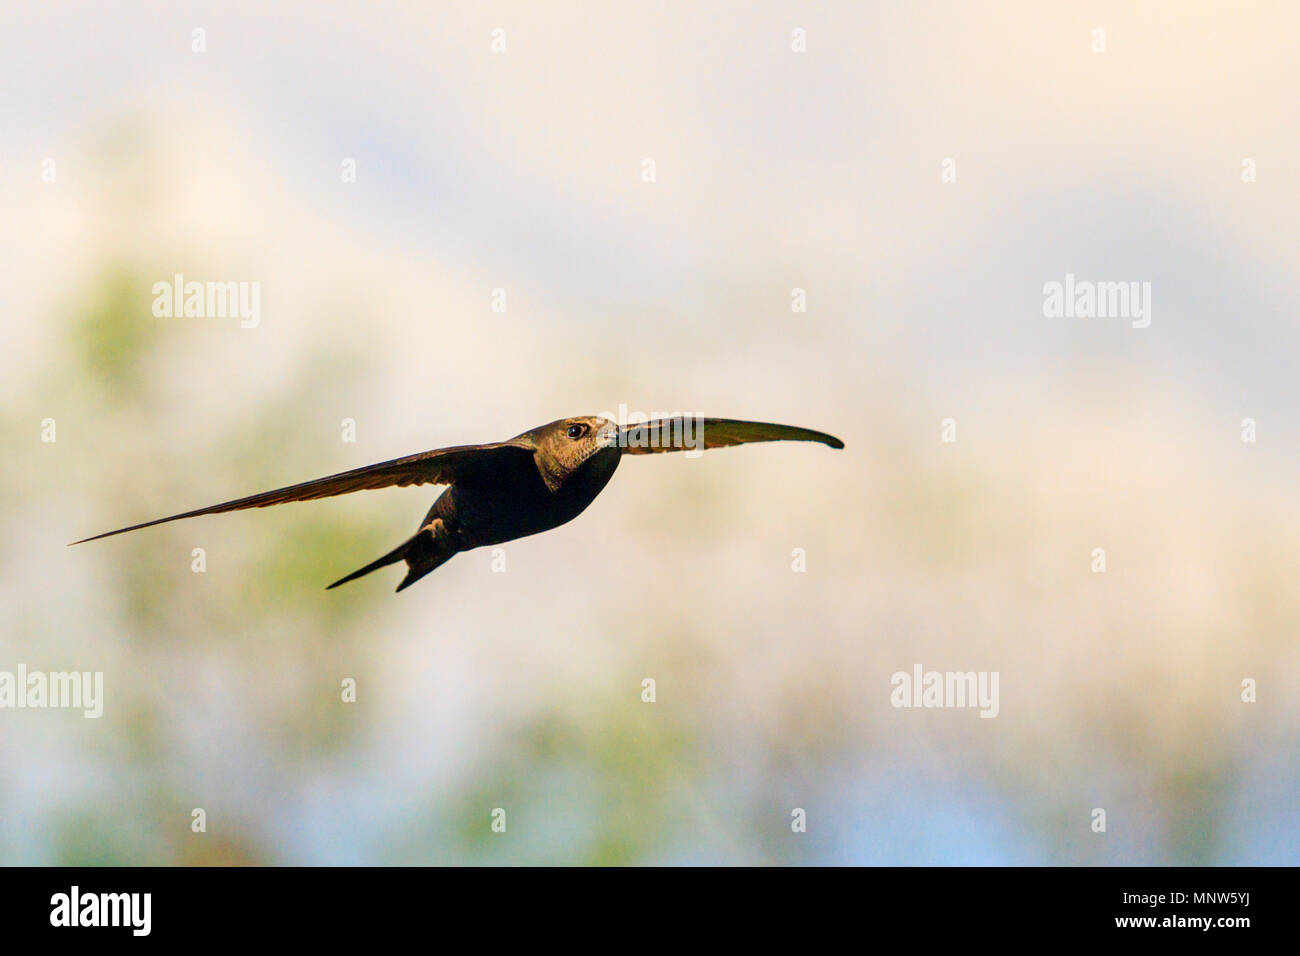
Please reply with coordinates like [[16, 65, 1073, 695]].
[[71, 416, 844, 592]]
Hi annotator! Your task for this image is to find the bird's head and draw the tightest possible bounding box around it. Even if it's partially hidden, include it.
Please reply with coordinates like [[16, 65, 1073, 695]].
[[523, 416, 621, 492]]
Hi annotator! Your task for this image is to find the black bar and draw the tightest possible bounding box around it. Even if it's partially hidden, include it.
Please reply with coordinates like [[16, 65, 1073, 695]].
[[0, 866, 1272, 941]]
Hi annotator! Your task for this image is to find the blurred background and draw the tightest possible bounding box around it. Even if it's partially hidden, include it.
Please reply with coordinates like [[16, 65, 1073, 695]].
[[2, 1, 1298, 865]]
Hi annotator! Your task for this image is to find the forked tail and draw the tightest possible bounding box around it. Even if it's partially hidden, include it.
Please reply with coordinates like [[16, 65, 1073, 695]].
[[326, 528, 455, 592]]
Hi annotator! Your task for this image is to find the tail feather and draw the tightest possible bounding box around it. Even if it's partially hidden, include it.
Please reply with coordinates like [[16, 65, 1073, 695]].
[[326, 537, 418, 590], [394, 555, 451, 593], [327, 528, 455, 592]]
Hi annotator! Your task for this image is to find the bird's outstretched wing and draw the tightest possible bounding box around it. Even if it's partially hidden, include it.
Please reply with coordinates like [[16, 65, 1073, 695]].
[[70, 440, 534, 545], [618, 418, 844, 454]]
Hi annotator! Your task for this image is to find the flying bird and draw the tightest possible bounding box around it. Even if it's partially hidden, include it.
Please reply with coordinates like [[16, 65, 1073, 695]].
[[71, 416, 844, 592]]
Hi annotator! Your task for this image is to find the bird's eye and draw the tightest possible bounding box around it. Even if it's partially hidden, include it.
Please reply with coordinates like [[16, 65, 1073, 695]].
[[566, 423, 588, 440]]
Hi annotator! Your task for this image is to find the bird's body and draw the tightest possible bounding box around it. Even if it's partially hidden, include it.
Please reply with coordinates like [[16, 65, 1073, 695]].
[[352, 429, 623, 591], [73, 415, 841, 592]]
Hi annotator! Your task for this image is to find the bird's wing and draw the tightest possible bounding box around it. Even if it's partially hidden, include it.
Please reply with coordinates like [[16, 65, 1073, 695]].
[[618, 418, 844, 454], [70, 440, 535, 544]]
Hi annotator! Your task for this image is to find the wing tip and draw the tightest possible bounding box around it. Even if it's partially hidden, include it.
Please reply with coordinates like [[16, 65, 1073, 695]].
[[68, 525, 143, 546]]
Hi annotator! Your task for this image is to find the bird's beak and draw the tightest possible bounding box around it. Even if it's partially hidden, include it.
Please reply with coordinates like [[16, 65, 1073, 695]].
[[596, 423, 620, 449]]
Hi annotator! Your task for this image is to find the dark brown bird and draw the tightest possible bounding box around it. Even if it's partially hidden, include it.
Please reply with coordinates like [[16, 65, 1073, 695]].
[[71, 416, 843, 592]]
